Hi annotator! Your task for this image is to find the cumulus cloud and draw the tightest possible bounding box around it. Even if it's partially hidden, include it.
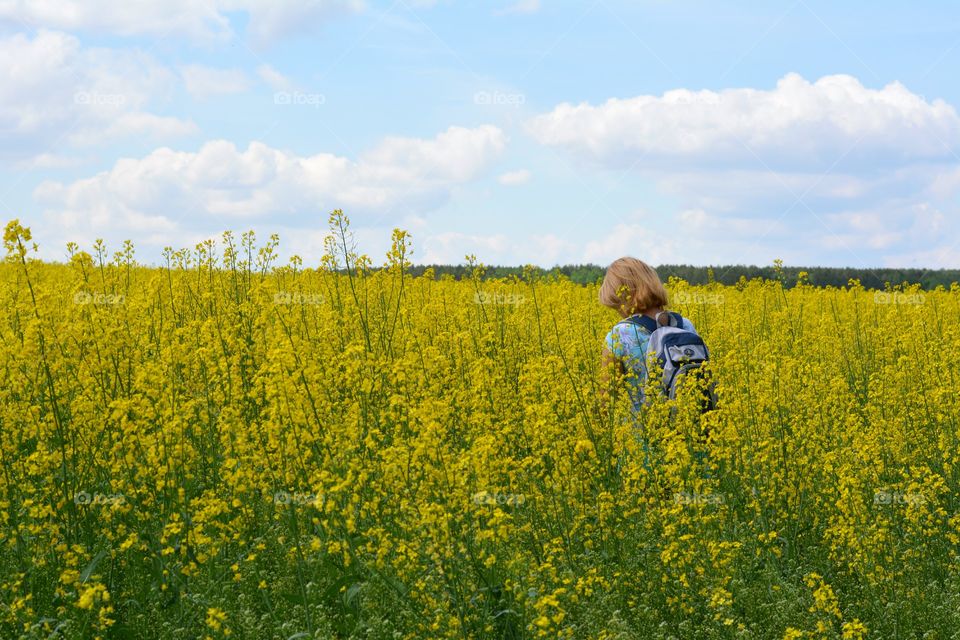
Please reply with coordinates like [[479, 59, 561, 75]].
[[0, 30, 195, 161], [0, 0, 364, 45], [529, 73, 960, 170], [529, 73, 960, 266], [34, 125, 507, 253]]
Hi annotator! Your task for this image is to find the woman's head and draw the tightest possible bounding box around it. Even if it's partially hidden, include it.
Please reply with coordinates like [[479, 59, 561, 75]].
[[599, 257, 668, 317]]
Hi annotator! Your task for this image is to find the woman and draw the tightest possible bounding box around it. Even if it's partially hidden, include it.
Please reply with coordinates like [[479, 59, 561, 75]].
[[598, 256, 699, 412], [598, 257, 712, 476]]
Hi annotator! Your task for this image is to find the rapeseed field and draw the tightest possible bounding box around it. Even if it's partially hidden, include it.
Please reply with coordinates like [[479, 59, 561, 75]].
[[1, 213, 958, 639]]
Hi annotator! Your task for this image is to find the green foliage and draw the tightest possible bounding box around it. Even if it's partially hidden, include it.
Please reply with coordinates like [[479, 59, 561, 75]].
[[405, 263, 960, 290]]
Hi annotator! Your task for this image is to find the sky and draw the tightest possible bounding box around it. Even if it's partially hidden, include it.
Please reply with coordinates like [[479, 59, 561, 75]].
[[1, 0, 959, 268]]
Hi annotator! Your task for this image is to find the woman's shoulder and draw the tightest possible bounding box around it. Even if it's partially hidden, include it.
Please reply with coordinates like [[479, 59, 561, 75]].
[[605, 319, 649, 350], [605, 314, 696, 347]]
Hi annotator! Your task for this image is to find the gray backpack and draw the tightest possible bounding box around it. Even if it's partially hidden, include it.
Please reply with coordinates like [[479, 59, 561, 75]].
[[625, 312, 717, 411]]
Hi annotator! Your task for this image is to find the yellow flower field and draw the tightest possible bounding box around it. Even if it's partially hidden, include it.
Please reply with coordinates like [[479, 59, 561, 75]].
[[2, 213, 959, 639]]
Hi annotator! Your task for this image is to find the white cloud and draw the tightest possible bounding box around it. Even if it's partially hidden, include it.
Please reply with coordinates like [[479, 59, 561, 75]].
[[529, 73, 960, 170], [362, 125, 507, 184], [0, 0, 231, 42], [256, 64, 293, 91], [880, 244, 960, 268], [678, 208, 788, 238], [77, 113, 198, 145], [820, 202, 946, 255], [0, 0, 364, 45], [497, 169, 532, 186], [495, 0, 540, 16], [529, 73, 960, 267], [224, 0, 365, 46], [414, 217, 691, 267], [530, 233, 576, 265], [419, 231, 511, 264], [417, 230, 575, 266], [181, 65, 251, 98], [928, 165, 960, 199], [582, 223, 680, 266], [579, 218, 813, 268], [0, 30, 195, 161], [34, 125, 507, 252], [15, 152, 86, 170]]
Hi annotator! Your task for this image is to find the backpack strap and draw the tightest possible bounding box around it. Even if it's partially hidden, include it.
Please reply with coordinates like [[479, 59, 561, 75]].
[[623, 311, 683, 334]]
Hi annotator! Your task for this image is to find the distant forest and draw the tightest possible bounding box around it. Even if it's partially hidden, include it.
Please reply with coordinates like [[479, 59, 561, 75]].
[[404, 264, 960, 290]]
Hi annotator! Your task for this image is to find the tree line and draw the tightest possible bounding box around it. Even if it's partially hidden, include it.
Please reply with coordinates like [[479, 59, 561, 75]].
[[402, 263, 960, 290]]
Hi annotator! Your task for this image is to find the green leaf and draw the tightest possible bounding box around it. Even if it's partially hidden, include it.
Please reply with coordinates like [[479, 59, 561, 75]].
[[81, 548, 108, 584]]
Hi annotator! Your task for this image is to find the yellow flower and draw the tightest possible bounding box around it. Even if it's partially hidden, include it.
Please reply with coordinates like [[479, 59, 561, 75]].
[[77, 583, 109, 611], [205, 607, 227, 632], [842, 620, 868, 639]]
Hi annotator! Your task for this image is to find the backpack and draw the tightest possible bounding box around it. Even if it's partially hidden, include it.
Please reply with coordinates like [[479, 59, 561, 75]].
[[624, 312, 718, 412]]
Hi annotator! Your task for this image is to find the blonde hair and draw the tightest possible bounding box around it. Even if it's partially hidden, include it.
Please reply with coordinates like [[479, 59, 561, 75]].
[[599, 257, 668, 316]]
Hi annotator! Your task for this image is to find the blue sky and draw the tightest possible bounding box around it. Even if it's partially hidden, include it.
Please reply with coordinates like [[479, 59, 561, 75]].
[[2, 1, 959, 267]]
